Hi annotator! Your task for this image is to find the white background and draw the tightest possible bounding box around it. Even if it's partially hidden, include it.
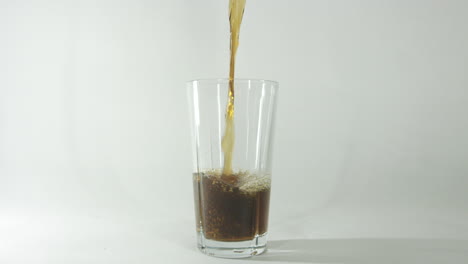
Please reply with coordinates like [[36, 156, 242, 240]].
[[1, 0, 468, 263]]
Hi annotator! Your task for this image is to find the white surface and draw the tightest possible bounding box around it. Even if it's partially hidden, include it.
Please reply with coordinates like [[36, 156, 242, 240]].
[[2, 207, 468, 263], [1, 0, 468, 263]]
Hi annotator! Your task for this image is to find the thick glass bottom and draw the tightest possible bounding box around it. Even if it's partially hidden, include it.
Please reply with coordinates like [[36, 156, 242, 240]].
[[197, 232, 268, 258]]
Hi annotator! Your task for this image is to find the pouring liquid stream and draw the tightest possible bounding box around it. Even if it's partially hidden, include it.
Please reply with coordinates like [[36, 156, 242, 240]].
[[221, 0, 246, 176]]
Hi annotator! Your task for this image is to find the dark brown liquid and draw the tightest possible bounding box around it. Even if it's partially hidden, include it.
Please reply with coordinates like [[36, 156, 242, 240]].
[[192, 0, 266, 242], [194, 172, 270, 241]]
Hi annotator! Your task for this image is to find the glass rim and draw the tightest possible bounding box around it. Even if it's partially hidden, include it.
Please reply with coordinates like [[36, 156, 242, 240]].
[[186, 78, 279, 86]]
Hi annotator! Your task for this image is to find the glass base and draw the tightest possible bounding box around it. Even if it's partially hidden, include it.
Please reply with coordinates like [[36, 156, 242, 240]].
[[197, 232, 268, 258]]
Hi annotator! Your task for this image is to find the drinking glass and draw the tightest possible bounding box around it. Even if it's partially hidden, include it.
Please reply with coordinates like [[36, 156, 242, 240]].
[[187, 79, 278, 258]]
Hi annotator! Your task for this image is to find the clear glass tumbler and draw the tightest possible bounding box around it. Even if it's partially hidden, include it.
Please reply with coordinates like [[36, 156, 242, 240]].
[[187, 79, 278, 258]]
